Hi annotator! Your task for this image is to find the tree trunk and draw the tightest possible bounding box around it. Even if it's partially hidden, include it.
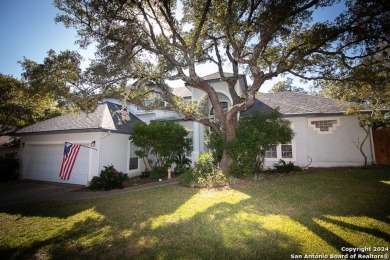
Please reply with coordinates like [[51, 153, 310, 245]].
[[220, 149, 233, 174], [351, 126, 369, 167], [359, 131, 369, 167], [219, 122, 236, 175]]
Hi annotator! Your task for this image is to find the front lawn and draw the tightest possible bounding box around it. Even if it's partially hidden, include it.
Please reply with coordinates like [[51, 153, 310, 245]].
[[1, 168, 389, 259]]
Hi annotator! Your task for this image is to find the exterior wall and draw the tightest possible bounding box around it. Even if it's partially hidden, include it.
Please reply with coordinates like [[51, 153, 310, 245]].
[[178, 121, 196, 161], [19, 131, 145, 185], [19, 132, 102, 184], [263, 115, 374, 168], [190, 79, 245, 160], [102, 81, 375, 169], [99, 132, 144, 177]]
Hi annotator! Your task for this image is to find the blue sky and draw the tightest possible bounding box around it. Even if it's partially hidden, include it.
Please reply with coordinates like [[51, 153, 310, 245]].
[[0, 0, 345, 91], [0, 0, 94, 79]]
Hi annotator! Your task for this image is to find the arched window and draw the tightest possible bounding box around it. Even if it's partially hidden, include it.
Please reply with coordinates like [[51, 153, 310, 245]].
[[210, 102, 229, 116]]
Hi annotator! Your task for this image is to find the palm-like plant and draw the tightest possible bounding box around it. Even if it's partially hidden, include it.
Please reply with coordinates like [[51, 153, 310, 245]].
[[173, 154, 192, 175]]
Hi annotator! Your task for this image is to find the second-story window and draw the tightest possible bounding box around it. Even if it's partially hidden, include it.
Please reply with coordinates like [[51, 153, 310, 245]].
[[210, 102, 228, 116]]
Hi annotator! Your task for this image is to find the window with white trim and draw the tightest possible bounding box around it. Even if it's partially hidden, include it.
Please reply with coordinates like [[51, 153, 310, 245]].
[[129, 142, 139, 170], [264, 143, 294, 159], [281, 143, 293, 158], [265, 145, 277, 158], [185, 131, 193, 157], [210, 102, 228, 115]]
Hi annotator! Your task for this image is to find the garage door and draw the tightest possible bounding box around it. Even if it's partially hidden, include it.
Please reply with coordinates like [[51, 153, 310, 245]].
[[24, 144, 90, 185]]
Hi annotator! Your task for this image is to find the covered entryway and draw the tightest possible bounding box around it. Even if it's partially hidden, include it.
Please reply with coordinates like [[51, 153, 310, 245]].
[[23, 143, 91, 185], [372, 129, 390, 165]]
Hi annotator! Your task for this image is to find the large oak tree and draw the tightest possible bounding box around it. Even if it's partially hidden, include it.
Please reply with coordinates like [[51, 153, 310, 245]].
[[53, 0, 389, 172]]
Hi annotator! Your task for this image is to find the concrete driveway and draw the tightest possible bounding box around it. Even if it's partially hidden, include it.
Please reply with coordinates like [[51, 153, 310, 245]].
[[0, 179, 178, 208], [0, 180, 83, 208]]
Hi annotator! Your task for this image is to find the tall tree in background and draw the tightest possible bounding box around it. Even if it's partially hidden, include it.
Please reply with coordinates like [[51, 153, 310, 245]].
[[320, 55, 390, 122], [0, 50, 90, 135], [270, 77, 307, 94], [320, 55, 390, 165], [0, 73, 63, 135], [20, 49, 100, 112], [52, 0, 388, 173]]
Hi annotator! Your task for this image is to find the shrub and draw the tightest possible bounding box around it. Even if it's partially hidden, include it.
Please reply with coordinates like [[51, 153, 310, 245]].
[[173, 154, 192, 175], [273, 160, 301, 173], [207, 110, 294, 178], [179, 152, 226, 188], [132, 121, 189, 174], [89, 165, 128, 190], [229, 154, 264, 178], [149, 166, 167, 180], [0, 152, 19, 182], [178, 165, 198, 188], [140, 169, 150, 179]]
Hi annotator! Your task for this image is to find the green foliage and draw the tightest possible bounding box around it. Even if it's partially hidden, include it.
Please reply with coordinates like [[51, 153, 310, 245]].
[[270, 78, 307, 94], [20, 50, 98, 113], [204, 130, 224, 162], [0, 153, 19, 182], [178, 165, 198, 188], [0, 73, 64, 134], [1, 168, 389, 259], [131, 121, 188, 172], [320, 55, 390, 130], [149, 166, 167, 180], [140, 170, 150, 179], [273, 160, 302, 173], [53, 1, 388, 175], [89, 165, 128, 190], [225, 110, 294, 178], [179, 152, 226, 188], [173, 154, 192, 175]]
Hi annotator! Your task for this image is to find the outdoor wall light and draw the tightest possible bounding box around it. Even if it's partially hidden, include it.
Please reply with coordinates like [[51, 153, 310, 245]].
[[91, 141, 96, 147]]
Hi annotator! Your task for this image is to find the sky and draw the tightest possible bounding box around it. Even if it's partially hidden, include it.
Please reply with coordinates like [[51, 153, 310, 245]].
[[0, 0, 345, 92], [0, 0, 95, 78]]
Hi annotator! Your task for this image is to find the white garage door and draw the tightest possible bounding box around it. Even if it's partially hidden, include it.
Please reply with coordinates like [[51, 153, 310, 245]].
[[24, 144, 90, 185]]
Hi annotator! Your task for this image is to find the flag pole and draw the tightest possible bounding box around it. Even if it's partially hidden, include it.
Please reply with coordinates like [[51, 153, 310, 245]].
[[67, 142, 97, 151]]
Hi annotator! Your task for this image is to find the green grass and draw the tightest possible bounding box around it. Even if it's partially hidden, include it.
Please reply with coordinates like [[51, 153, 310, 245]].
[[1, 167, 389, 259]]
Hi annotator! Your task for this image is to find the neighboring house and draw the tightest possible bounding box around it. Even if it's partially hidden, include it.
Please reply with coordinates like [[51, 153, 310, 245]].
[[15, 72, 375, 185]]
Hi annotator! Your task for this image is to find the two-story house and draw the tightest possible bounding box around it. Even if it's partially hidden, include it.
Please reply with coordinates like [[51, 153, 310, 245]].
[[15, 72, 375, 185]]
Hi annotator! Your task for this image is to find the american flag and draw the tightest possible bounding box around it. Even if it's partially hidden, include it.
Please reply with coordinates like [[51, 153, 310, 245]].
[[59, 142, 81, 180]]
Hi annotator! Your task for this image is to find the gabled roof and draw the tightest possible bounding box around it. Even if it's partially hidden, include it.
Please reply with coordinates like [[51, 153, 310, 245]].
[[245, 92, 348, 116], [172, 87, 192, 98], [15, 102, 143, 135], [202, 72, 235, 80], [201, 72, 246, 81]]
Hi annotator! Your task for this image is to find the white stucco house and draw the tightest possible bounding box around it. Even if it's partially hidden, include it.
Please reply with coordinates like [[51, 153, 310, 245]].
[[16, 72, 375, 185], [16, 102, 145, 185]]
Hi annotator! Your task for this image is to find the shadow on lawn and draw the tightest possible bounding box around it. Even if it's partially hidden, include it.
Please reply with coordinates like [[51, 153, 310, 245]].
[[1, 168, 389, 259], [258, 168, 390, 257]]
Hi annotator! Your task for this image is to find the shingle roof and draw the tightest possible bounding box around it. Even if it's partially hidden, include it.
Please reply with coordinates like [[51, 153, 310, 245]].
[[245, 92, 348, 116], [202, 72, 236, 81], [172, 87, 192, 97], [16, 102, 143, 135]]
